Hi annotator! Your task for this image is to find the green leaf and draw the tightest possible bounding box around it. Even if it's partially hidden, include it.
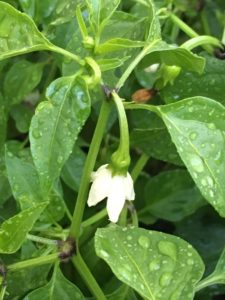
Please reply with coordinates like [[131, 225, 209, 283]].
[[30, 76, 90, 191], [95, 226, 204, 300], [142, 170, 205, 222], [0, 202, 47, 253], [161, 53, 225, 105], [10, 104, 33, 133], [140, 41, 205, 74], [5, 151, 43, 209], [61, 145, 86, 192], [157, 97, 225, 217], [86, 0, 121, 33], [96, 57, 130, 71], [96, 38, 145, 54], [0, 2, 52, 60], [24, 265, 85, 299], [4, 59, 44, 106], [0, 93, 7, 149]]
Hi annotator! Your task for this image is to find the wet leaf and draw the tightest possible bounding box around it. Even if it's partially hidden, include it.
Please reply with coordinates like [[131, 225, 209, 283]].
[[95, 226, 204, 300], [24, 265, 85, 299], [0, 202, 47, 253], [157, 97, 225, 217], [0, 2, 52, 60], [30, 76, 90, 191]]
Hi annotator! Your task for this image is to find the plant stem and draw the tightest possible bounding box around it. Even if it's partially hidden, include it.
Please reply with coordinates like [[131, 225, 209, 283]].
[[48, 45, 85, 65], [0, 286, 6, 300], [131, 153, 149, 182], [195, 275, 221, 292], [169, 13, 213, 53], [72, 253, 106, 300], [116, 40, 159, 90], [82, 208, 107, 227], [26, 234, 58, 245], [69, 100, 111, 239], [7, 253, 58, 272]]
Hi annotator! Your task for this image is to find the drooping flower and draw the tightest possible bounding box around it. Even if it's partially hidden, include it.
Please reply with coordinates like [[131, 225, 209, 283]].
[[87, 164, 135, 223]]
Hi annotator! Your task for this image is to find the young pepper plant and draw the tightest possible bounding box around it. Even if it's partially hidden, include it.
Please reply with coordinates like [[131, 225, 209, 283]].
[[0, 0, 225, 299]]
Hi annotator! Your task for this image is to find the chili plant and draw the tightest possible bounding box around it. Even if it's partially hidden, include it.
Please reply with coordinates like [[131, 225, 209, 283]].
[[0, 0, 225, 299]]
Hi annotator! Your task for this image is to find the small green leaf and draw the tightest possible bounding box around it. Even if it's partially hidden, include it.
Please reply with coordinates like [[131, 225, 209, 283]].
[[0, 2, 52, 60], [142, 170, 205, 222], [30, 76, 90, 191], [95, 226, 204, 300], [10, 104, 33, 133], [96, 57, 130, 71], [157, 97, 225, 217], [24, 265, 85, 299], [161, 53, 225, 105], [0, 202, 47, 253], [140, 41, 205, 74], [96, 38, 145, 54], [4, 59, 44, 106]]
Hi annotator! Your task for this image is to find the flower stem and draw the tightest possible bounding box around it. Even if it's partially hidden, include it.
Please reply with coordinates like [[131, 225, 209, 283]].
[[26, 234, 58, 246], [7, 253, 58, 272], [48, 45, 85, 65], [82, 208, 107, 228], [0, 286, 6, 300], [69, 100, 111, 239], [131, 153, 149, 182], [72, 253, 106, 300]]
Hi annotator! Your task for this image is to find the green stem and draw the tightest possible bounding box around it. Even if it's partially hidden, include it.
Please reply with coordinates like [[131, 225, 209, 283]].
[[181, 36, 222, 51], [7, 253, 58, 272], [48, 45, 85, 65], [0, 286, 6, 300], [169, 13, 213, 53], [69, 100, 111, 239], [82, 208, 107, 227], [131, 153, 149, 182], [195, 275, 222, 292], [26, 234, 58, 246], [72, 253, 106, 300], [116, 40, 159, 90]]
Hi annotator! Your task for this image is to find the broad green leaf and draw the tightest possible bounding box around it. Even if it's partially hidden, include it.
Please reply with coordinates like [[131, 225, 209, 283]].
[[30, 76, 90, 191], [161, 54, 225, 105], [96, 38, 145, 54], [107, 285, 138, 300], [10, 104, 33, 133], [24, 265, 85, 300], [0, 2, 52, 60], [175, 207, 225, 275], [156, 97, 225, 217], [5, 151, 65, 221], [142, 170, 205, 222], [130, 109, 183, 165], [0, 202, 47, 253], [140, 41, 205, 74], [4, 59, 44, 106], [0, 151, 11, 205], [61, 146, 86, 192], [5, 151, 43, 209], [95, 226, 204, 300], [86, 0, 121, 33], [0, 93, 7, 149]]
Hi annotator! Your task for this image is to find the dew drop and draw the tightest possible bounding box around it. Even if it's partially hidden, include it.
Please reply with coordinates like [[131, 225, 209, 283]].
[[189, 132, 197, 140], [158, 241, 177, 260], [138, 236, 150, 249], [149, 259, 161, 271], [160, 272, 172, 287], [100, 250, 109, 258], [189, 155, 204, 173], [32, 129, 42, 139], [187, 258, 194, 265]]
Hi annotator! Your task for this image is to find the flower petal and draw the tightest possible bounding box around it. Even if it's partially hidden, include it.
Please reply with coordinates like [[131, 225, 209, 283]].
[[124, 172, 135, 200], [91, 164, 109, 181], [106, 176, 126, 223], [87, 166, 112, 206]]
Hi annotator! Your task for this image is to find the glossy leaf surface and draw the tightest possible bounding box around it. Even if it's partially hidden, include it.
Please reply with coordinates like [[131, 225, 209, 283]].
[[143, 170, 205, 222], [0, 202, 47, 253], [30, 76, 90, 191], [157, 97, 225, 217], [0, 2, 52, 60], [24, 265, 85, 299], [95, 226, 204, 300]]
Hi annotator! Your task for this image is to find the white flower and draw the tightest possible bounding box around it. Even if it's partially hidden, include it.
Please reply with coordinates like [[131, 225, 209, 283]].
[[87, 164, 135, 223]]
